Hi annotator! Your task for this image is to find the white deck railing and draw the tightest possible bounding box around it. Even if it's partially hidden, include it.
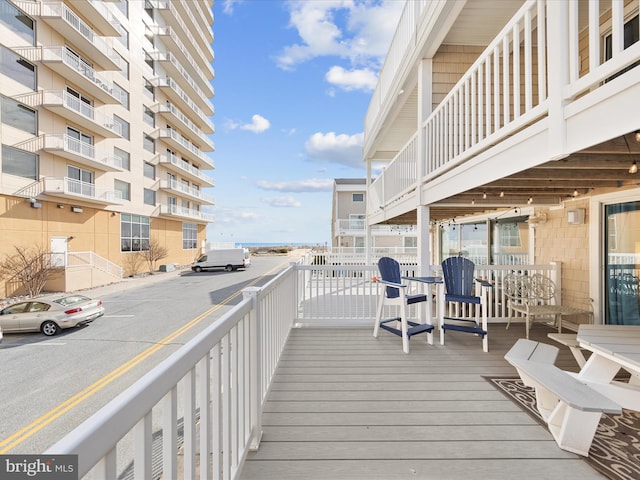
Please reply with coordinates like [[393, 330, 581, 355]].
[[66, 251, 124, 279], [46, 262, 573, 479]]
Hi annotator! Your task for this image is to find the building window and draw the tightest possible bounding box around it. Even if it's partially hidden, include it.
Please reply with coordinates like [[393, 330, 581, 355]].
[[143, 188, 156, 206], [143, 78, 154, 100], [143, 106, 155, 126], [116, 24, 129, 49], [67, 164, 94, 197], [114, 147, 130, 170], [121, 214, 150, 252], [0, 0, 34, 44], [144, 51, 154, 71], [352, 193, 364, 202], [0, 46, 35, 90], [1, 144, 37, 179], [143, 161, 155, 179], [114, 179, 130, 201], [183, 222, 197, 249], [143, 133, 155, 153], [114, 0, 128, 17], [114, 115, 129, 140], [114, 52, 129, 79], [113, 82, 129, 109], [1, 95, 36, 134]]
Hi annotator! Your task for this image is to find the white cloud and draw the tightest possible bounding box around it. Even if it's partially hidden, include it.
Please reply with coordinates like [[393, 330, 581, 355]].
[[276, 1, 404, 71], [325, 66, 377, 92], [240, 114, 271, 133], [261, 195, 302, 208], [256, 178, 334, 192], [304, 131, 364, 169], [222, 0, 243, 15], [224, 114, 271, 133]]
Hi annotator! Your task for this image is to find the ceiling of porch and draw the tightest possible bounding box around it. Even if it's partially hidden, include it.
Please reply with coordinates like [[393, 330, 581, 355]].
[[379, 132, 640, 225]]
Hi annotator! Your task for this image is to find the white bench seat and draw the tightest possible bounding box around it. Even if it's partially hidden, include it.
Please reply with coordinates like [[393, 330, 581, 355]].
[[505, 338, 622, 456]]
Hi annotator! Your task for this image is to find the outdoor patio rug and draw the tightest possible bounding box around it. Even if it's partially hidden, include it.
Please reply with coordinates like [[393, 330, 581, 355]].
[[485, 376, 640, 480]]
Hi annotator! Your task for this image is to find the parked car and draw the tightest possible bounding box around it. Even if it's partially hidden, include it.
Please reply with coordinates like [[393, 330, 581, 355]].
[[0, 295, 104, 336]]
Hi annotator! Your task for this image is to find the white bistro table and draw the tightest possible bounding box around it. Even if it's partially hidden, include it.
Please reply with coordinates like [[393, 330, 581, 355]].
[[576, 324, 640, 410]]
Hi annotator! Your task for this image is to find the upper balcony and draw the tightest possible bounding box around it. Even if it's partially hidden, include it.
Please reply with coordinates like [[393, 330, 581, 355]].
[[334, 219, 416, 237], [157, 151, 215, 187], [62, 0, 121, 37], [150, 76, 214, 131], [16, 134, 125, 172], [152, 0, 214, 65], [152, 101, 214, 145], [172, 0, 213, 47], [365, 0, 640, 226], [38, 90, 122, 138], [149, 25, 215, 84], [10, 46, 120, 104], [159, 179, 214, 205], [158, 203, 215, 223], [150, 51, 214, 108], [152, 128, 214, 169], [15, 1, 120, 70]]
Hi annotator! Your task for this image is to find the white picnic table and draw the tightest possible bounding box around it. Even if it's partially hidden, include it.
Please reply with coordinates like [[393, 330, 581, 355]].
[[576, 324, 640, 410]]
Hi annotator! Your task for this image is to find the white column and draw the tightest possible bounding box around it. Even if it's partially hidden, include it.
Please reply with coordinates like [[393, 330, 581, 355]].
[[546, 0, 569, 160], [417, 59, 433, 274], [417, 205, 431, 276]]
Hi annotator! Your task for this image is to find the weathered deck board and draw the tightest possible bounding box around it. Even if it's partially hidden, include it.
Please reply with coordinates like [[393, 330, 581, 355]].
[[239, 324, 604, 479]]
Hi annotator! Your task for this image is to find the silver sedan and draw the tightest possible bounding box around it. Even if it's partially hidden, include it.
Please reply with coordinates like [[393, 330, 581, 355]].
[[0, 295, 104, 336]]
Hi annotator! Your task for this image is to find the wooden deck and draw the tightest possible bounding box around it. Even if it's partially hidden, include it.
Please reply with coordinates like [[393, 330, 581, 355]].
[[239, 323, 606, 479]]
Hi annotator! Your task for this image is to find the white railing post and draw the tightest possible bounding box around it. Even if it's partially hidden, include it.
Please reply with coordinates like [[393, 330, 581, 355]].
[[243, 286, 263, 450], [546, 0, 569, 160]]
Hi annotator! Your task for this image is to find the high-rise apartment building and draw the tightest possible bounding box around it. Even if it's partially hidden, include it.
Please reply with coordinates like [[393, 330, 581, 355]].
[[0, 0, 215, 297]]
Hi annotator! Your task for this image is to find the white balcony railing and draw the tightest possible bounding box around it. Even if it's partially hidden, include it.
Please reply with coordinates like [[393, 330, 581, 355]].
[[42, 90, 122, 136], [46, 262, 566, 478], [369, 0, 640, 212], [160, 179, 214, 204], [160, 204, 215, 222], [149, 25, 215, 80], [40, 134, 125, 170], [151, 76, 214, 127], [153, 101, 215, 142], [159, 151, 215, 185], [42, 177, 123, 204], [154, 128, 213, 167]]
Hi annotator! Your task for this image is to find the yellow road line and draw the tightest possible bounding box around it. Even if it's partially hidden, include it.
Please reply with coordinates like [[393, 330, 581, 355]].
[[0, 265, 282, 453]]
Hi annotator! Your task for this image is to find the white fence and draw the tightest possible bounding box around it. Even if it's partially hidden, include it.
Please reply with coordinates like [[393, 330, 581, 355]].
[[45, 261, 572, 479]]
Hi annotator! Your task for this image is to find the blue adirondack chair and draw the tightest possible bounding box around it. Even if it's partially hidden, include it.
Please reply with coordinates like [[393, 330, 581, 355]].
[[438, 256, 491, 352], [373, 257, 434, 353]]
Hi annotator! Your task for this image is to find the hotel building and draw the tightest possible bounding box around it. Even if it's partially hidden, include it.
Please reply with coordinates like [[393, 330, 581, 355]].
[[0, 0, 215, 297]]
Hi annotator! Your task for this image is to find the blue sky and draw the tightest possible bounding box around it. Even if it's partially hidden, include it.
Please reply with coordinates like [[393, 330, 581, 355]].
[[205, 0, 404, 246]]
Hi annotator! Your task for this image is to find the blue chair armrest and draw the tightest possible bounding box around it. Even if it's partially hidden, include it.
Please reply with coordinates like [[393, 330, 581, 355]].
[[476, 279, 493, 288]]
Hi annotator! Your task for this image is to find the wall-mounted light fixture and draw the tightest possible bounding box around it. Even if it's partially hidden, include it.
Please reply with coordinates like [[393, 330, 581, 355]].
[[57, 204, 64, 209], [635, 131, 640, 143], [29, 198, 41, 209], [71, 206, 83, 213], [629, 161, 638, 174], [68, 236, 75, 241]]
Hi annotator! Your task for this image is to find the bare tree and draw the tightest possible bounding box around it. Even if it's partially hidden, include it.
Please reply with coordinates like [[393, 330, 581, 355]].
[[0, 245, 53, 297], [123, 252, 145, 277], [138, 238, 168, 273]]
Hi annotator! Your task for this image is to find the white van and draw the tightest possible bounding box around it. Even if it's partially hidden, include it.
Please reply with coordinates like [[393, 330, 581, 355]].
[[191, 248, 251, 272]]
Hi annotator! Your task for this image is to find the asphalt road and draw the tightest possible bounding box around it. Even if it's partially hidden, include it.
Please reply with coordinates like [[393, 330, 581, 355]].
[[0, 253, 298, 455]]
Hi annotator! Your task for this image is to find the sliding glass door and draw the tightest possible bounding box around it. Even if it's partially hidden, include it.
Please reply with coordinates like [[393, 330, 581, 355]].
[[605, 201, 640, 325]]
